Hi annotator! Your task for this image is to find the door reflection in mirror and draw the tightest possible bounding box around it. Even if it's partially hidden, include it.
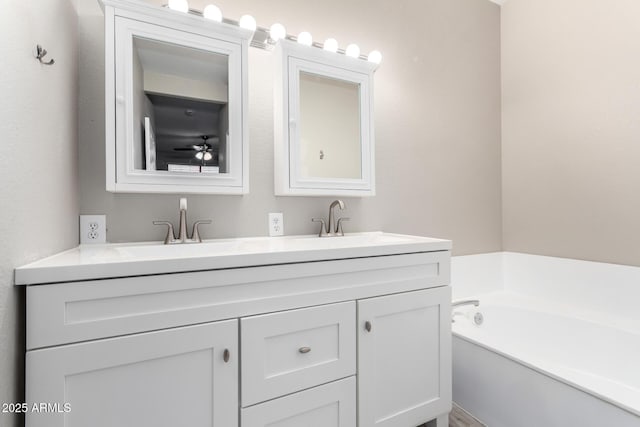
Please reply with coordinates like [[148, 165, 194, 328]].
[[131, 36, 229, 174]]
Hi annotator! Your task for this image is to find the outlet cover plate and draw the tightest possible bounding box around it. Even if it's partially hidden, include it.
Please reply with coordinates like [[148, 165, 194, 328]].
[[268, 213, 284, 236], [80, 215, 106, 244]]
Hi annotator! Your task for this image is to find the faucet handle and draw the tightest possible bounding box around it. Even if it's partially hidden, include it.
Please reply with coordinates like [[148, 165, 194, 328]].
[[191, 220, 212, 243], [153, 221, 176, 245], [311, 218, 328, 237], [336, 217, 350, 236]]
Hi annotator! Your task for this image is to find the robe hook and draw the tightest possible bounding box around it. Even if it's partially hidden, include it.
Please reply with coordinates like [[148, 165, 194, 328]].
[[35, 45, 55, 65]]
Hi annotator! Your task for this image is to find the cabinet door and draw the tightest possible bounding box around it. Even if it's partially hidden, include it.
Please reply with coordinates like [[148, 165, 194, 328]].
[[26, 320, 238, 427], [105, 4, 250, 194], [242, 376, 356, 427], [358, 287, 451, 427], [274, 40, 377, 197]]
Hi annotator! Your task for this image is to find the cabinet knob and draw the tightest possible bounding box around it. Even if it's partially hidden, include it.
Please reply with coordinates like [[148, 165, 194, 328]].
[[116, 95, 125, 104], [365, 321, 372, 332], [298, 346, 311, 354], [223, 349, 230, 363]]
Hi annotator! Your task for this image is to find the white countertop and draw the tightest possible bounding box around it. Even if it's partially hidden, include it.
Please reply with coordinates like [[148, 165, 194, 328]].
[[15, 232, 451, 285]]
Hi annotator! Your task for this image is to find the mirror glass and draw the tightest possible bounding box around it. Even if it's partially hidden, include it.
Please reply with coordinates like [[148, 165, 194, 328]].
[[131, 36, 229, 174], [298, 72, 362, 179]]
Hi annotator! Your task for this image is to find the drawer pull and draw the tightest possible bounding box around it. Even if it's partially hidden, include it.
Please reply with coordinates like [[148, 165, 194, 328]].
[[223, 349, 230, 363], [365, 321, 372, 332], [298, 346, 311, 354]]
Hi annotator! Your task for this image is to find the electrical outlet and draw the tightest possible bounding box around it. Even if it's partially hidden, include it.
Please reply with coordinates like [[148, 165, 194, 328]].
[[268, 213, 284, 236], [80, 215, 107, 244]]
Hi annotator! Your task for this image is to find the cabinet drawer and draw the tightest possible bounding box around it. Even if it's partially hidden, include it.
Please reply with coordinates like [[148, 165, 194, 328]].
[[241, 302, 355, 406], [241, 376, 355, 427]]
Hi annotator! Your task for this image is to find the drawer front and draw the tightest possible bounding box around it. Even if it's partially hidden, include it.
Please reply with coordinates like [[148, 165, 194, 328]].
[[241, 376, 355, 427], [241, 302, 356, 406]]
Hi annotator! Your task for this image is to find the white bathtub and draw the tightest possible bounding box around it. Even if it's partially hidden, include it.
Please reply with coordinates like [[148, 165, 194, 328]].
[[451, 253, 640, 427]]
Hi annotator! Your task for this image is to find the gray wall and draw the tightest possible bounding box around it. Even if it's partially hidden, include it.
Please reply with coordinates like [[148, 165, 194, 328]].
[[502, 0, 640, 266], [0, 1, 79, 426], [79, 0, 503, 255]]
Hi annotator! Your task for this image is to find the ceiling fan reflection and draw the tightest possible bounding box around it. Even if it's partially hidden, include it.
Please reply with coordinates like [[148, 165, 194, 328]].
[[173, 135, 218, 161]]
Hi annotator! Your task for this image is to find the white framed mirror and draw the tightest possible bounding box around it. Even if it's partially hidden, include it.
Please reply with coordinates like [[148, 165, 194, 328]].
[[102, 0, 251, 194], [274, 40, 378, 197]]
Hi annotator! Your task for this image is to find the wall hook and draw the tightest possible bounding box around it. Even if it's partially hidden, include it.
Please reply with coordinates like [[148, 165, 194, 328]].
[[35, 45, 55, 65]]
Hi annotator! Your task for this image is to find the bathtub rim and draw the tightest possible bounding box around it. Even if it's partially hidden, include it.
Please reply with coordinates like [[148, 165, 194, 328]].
[[452, 328, 640, 418]]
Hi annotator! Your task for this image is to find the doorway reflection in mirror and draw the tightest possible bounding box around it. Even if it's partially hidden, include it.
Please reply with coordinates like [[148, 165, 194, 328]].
[[131, 36, 229, 174]]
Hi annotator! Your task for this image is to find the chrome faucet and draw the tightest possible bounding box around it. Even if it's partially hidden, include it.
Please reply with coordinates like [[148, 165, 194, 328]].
[[153, 198, 212, 244], [312, 200, 350, 237], [452, 299, 480, 308]]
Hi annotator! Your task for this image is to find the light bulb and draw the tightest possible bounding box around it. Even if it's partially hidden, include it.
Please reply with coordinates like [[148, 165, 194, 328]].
[[195, 152, 204, 160], [323, 38, 338, 53], [167, 0, 189, 13], [345, 44, 360, 58], [204, 152, 213, 161], [367, 50, 382, 64], [239, 15, 257, 32], [297, 31, 312, 46], [203, 4, 222, 22], [269, 23, 286, 41]]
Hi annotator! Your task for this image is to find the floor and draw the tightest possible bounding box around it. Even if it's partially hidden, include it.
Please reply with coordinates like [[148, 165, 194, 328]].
[[448, 403, 487, 427], [417, 402, 487, 427]]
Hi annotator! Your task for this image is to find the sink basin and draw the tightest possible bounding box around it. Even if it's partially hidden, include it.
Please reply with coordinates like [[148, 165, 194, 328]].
[[115, 232, 425, 259], [242, 232, 419, 251], [116, 240, 244, 259]]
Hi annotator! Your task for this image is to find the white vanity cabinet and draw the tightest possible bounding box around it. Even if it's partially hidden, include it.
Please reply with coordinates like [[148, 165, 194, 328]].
[[19, 234, 452, 427]]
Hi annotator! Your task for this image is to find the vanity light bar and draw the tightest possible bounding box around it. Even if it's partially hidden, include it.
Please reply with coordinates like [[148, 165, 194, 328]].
[[165, 2, 382, 64], [254, 28, 382, 64]]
